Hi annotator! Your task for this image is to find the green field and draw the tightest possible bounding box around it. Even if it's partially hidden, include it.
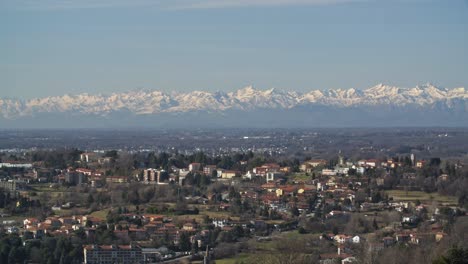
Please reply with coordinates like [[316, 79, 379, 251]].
[[29, 184, 69, 193], [386, 190, 457, 205], [215, 231, 320, 264], [288, 173, 312, 182], [216, 253, 251, 264], [89, 208, 110, 220]]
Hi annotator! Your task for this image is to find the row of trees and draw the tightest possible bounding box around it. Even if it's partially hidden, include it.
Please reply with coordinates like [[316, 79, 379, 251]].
[[0, 234, 83, 264]]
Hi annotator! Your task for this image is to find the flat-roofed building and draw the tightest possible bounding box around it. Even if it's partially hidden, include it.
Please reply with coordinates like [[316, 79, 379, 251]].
[[83, 244, 143, 264]]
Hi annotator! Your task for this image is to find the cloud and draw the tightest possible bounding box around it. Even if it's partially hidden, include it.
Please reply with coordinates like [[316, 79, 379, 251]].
[[3, 0, 363, 11]]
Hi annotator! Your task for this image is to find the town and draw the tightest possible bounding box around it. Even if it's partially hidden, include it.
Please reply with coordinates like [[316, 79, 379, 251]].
[[0, 147, 467, 264]]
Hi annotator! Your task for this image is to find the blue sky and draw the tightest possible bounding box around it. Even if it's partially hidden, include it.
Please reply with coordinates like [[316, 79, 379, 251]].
[[1, 0, 467, 98]]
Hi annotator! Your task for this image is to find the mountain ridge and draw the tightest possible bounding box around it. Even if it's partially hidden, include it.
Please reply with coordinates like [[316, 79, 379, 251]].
[[1, 83, 467, 128], [1, 83, 466, 119]]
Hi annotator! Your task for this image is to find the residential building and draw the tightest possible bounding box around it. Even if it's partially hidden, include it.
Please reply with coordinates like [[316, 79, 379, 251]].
[[266, 172, 284, 182], [189, 163, 201, 172], [221, 170, 239, 179], [84, 244, 143, 264], [80, 153, 99, 163], [203, 165, 217, 175], [0, 180, 19, 198], [0, 162, 33, 168], [143, 169, 163, 183]]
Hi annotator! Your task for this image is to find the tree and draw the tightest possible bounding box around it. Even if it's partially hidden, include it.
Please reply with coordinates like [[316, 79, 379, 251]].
[[179, 232, 191, 251], [298, 227, 307, 234], [86, 194, 94, 206], [104, 150, 119, 159], [291, 206, 300, 217], [430, 158, 441, 167], [373, 218, 378, 230], [432, 246, 468, 264], [7, 247, 18, 264]]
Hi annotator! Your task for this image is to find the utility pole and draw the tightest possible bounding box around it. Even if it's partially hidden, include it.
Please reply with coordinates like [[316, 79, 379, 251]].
[[203, 245, 210, 264]]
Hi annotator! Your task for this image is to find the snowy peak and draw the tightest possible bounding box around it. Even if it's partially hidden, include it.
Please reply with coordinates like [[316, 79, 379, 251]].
[[0, 83, 467, 119], [365, 83, 400, 97]]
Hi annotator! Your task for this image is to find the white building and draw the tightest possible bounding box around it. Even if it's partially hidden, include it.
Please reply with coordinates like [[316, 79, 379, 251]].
[[266, 172, 284, 182], [0, 162, 32, 168], [243, 171, 256, 180], [322, 169, 336, 176]]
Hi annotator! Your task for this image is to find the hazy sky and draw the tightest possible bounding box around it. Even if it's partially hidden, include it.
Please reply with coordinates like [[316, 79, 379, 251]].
[[1, 0, 467, 99]]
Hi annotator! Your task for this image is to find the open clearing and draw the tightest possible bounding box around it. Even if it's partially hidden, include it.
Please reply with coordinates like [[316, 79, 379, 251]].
[[386, 190, 457, 205], [216, 253, 251, 264]]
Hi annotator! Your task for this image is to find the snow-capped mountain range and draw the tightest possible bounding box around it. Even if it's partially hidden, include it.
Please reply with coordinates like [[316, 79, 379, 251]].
[[1, 83, 467, 119]]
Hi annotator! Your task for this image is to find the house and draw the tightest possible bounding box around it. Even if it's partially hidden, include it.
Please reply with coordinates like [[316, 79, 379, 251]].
[[305, 159, 327, 167], [98, 157, 113, 164], [355, 167, 365, 174], [59, 217, 75, 225], [435, 232, 448, 242], [357, 159, 378, 168], [352, 235, 361, 243], [182, 222, 197, 231], [253, 167, 268, 176], [243, 171, 256, 180], [322, 169, 336, 176], [212, 219, 230, 228], [263, 163, 281, 170], [44, 218, 62, 228], [416, 160, 426, 168], [410, 233, 434, 245], [342, 257, 357, 264], [276, 185, 297, 197], [382, 237, 395, 247], [395, 233, 411, 243], [24, 218, 39, 228], [188, 163, 201, 172], [334, 234, 352, 244], [80, 153, 99, 163], [261, 182, 277, 192], [76, 168, 94, 176], [300, 163, 315, 173], [266, 172, 284, 182], [142, 214, 164, 223], [366, 159, 378, 167], [402, 215, 420, 226], [203, 165, 217, 175], [280, 167, 292, 174], [254, 163, 281, 176], [335, 167, 349, 175], [221, 171, 240, 179], [26, 227, 46, 239], [438, 174, 449, 181]]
